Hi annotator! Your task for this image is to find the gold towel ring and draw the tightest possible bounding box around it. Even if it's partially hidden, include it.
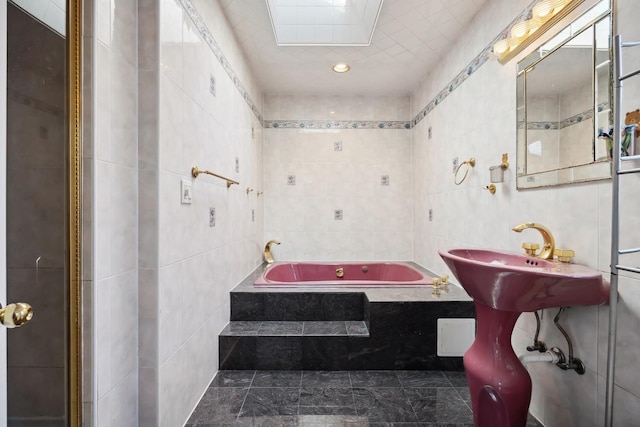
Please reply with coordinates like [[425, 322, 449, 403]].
[[454, 157, 476, 185]]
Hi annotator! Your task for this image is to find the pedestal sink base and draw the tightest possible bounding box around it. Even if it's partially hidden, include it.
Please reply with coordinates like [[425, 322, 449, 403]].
[[465, 302, 531, 427], [439, 247, 610, 427]]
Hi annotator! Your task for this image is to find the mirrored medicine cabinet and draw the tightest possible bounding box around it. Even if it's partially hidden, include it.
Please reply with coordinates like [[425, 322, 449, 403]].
[[516, 0, 612, 189]]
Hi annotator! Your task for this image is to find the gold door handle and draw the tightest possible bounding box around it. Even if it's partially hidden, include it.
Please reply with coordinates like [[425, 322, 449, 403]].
[[0, 302, 33, 328]]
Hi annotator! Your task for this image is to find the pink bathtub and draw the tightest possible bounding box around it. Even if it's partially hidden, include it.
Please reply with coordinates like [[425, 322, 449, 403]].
[[254, 262, 431, 287]]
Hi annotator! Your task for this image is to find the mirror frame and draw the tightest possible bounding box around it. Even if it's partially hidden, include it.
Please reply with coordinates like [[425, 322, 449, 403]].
[[515, 2, 613, 189], [67, 0, 82, 425]]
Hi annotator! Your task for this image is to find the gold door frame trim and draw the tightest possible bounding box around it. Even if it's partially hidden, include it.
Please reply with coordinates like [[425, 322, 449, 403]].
[[67, 0, 82, 425]]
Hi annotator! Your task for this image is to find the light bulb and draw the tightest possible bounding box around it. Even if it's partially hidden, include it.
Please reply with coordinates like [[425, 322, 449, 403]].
[[533, 0, 552, 18], [494, 39, 509, 55], [511, 20, 529, 38]]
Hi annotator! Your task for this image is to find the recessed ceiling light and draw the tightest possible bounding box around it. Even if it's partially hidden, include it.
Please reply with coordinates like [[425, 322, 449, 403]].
[[333, 63, 351, 73]]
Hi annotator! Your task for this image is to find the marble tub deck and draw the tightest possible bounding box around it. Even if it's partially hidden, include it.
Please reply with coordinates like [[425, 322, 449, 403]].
[[222, 263, 476, 371], [186, 370, 544, 426]]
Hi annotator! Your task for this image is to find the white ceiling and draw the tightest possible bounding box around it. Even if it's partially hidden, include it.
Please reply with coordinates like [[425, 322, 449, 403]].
[[265, 0, 384, 46], [219, 0, 487, 96]]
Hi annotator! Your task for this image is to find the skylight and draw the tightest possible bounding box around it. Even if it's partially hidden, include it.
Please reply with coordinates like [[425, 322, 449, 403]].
[[266, 0, 384, 46]]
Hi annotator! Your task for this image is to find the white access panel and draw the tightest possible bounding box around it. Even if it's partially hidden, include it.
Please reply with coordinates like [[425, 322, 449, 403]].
[[437, 318, 476, 357]]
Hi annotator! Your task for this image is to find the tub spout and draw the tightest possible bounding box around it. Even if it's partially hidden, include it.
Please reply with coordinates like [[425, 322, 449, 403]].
[[264, 240, 281, 264]]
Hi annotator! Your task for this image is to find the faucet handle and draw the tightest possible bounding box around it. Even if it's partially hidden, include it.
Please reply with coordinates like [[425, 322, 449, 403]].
[[554, 248, 575, 263], [432, 277, 441, 296], [522, 242, 540, 256], [439, 275, 449, 292]]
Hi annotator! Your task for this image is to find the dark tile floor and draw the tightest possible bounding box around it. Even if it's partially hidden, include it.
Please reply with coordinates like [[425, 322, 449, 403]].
[[186, 370, 544, 426]]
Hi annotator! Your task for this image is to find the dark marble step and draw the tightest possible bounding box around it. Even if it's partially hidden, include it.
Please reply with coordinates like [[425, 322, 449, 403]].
[[230, 291, 366, 321], [219, 320, 369, 370], [219, 321, 370, 371], [220, 321, 369, 337]]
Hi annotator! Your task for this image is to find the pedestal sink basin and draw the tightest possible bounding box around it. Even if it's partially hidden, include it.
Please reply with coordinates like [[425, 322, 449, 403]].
[[439, 247, 609, 427], [440, 248, 609, 312]]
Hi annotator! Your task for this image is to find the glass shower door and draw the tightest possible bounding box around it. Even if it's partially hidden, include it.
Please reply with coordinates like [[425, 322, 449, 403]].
[[5, 1, 67, 425]]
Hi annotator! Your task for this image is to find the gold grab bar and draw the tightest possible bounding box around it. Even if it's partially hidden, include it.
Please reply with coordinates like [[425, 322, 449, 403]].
[[191, 166, 239, 188]]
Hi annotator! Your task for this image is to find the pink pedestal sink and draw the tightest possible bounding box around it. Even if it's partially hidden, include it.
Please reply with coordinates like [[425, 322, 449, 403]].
[[439, 248, 609, 427]]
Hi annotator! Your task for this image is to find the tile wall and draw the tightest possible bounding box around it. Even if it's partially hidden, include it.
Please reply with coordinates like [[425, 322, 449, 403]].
[[411, 0, 640, 425], [263, 96, 412, 261], [91, 0, 140, 425], [138, 0, 264, 425]]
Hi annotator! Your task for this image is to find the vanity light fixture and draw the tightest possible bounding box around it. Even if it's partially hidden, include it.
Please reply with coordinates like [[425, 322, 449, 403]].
[[333, 63, 351, 73], [493, 0, 585, 64]]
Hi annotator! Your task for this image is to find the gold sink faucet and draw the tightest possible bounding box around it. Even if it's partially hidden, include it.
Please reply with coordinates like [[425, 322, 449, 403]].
[[264, 239, 281, 264], [512, 222, 555, 260]]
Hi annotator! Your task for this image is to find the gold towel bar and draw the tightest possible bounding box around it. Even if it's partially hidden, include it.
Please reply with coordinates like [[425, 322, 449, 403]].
[[191, 166, 239, 188]]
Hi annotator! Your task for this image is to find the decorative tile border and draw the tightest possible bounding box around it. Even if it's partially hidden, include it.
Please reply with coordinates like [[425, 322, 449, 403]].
[[179, 0, 263, 122], [263, 120, 410, 129], [521, 103, 608, 130], [527, 121, 560, 130], [560, 102, 603, 128]]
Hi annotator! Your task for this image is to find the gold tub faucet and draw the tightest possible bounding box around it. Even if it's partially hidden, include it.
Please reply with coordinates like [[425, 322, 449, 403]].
[[264, 239, 281, 264], [512, 222, 555, 260]]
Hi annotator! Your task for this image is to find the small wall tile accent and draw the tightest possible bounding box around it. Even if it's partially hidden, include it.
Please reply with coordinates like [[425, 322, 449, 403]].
[[287, 175, 296, 185], [334, 210, 343, 220], [334, 140, 342, 151], [381, 175, 390, 186]]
